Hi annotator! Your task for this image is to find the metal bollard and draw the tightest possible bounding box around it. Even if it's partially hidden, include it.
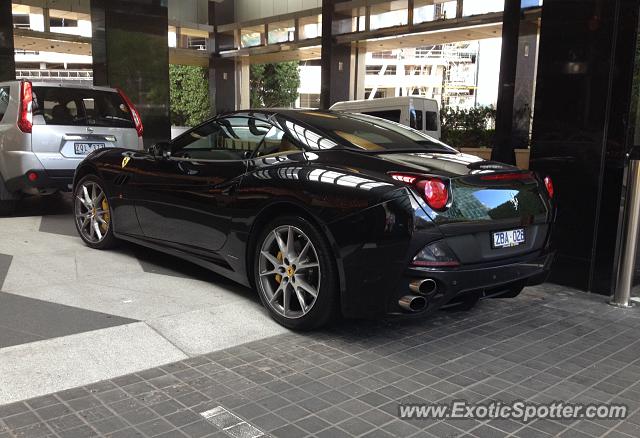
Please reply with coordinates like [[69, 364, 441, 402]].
[[610, 153, 640, 308]]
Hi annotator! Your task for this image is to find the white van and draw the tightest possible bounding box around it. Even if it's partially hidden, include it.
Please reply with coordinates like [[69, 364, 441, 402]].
[[330, 96, 441, 139]]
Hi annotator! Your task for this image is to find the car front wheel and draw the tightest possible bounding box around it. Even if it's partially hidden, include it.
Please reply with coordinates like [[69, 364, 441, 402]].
[[254, 216, 338, 330], [73, 175, 117, 249]]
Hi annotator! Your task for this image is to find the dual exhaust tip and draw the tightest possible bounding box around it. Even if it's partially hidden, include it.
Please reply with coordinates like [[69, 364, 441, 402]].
[[399, 278, 437, 313]]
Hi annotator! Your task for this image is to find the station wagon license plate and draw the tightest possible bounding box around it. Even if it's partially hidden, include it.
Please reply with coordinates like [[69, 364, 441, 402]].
[[74, 143, 106, 155], [492, 228, 525, 249]]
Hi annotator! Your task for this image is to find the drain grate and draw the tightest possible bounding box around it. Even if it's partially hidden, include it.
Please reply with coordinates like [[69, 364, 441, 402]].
[[201, 406, 265, 438]]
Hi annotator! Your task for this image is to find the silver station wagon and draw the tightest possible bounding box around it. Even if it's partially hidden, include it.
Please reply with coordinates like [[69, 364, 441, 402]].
[[0, 81, 143, 214]]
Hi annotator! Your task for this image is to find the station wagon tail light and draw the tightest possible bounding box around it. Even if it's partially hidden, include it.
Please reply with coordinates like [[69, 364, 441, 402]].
[[544, 175, 554, 199], [412, 241, 460, 267], [390, 173, 449, 210], [17, 81, 33, 133], [116, 88, 144, 137]]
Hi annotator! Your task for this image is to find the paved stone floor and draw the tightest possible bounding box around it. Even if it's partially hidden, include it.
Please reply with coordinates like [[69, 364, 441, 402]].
[[2, 196, 640, 438], [0, 195, 287, 404], [0, 285, 639, 438]]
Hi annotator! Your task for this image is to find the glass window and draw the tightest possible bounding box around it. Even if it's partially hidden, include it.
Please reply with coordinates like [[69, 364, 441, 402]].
[[50, 17, 77, 27], [0, 87, 9, 123], [268, 20, 295, 44], [370, 0, 409, 30], [425, 111, 439, 131], [32, 86, 135, 129], [241, 25, 264, 48], [217, 29, 237, 51], [463, 0, 504, 17], [333, 4, 365, 34], [362, 110, 402, 123], [255, 126, 303, 157], [12, 14, 30, 29], [299, 15, 322, 39], [414, 0, 457, 23], [172, 117, 270, 161], [412, 109, 424, 130]]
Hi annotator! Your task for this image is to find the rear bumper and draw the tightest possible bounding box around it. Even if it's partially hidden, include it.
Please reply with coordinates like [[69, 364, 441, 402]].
[[389, 250, 555, 316], [5, 169, 74, 194]]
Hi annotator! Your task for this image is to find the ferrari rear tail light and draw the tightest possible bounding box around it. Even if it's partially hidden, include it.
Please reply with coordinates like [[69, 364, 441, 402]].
[[391, 173, 449, 210], [544, 175, 554, 199], [116, 88, 144, 137], [18, 81, 33, 133], [417, 179, 448, 210], [412, 241, 460, 267]]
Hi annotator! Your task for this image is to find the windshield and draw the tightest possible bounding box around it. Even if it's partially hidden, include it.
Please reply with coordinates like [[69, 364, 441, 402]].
[[288, 111, 457, 154]]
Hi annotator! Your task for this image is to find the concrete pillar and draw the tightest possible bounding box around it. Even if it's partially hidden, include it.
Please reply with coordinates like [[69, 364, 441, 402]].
[[530, 0, 640, 293], [0, 1, 16, 82], [320, 0, 352, 109], [91, 0, 170, 147], [353, 45, 366, 100], [491, 0, 521, 164], [238, 57, 250, 110], [209, 0, 237, 115]]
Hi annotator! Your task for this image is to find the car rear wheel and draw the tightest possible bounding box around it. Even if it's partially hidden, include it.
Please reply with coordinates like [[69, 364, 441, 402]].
[[254, 216, 338, 330], [73, 175, 117, 249]]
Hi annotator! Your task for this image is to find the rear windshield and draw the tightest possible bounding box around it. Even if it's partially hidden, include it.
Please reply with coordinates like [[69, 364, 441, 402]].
[[32, 86, 135, 129], [296, 112, 455, 153]]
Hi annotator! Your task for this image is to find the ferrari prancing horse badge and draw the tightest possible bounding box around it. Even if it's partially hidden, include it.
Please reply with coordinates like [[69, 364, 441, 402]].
[[122, 156, 131, 168]]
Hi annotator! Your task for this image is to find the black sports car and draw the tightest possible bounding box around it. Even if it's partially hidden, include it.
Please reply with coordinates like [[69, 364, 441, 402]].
[[72, 110, 555, 329]]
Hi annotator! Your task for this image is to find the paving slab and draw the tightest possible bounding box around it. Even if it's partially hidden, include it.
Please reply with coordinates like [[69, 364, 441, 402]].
[[0, 322, 188, 405]]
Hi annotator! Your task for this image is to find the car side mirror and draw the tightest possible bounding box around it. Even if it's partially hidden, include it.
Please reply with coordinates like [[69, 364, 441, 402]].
[[150, 141, 172, 159]]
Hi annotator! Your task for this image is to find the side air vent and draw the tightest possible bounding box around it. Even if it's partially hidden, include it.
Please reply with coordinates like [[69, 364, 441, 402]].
[[113, 174, 130, 186]]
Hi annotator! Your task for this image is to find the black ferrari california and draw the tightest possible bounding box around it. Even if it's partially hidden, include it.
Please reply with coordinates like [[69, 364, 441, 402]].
[[72, 110, 555, 329]]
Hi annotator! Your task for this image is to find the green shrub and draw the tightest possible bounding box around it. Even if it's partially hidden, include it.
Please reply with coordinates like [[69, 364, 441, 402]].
[[250, 62, 300, 108], [169, 64, 211, 127], [441, 105, 496, 148]]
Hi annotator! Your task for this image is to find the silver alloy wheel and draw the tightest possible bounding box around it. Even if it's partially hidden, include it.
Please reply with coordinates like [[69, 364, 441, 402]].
[[74, 181, 110, 243], [258, 225, 321, 319]]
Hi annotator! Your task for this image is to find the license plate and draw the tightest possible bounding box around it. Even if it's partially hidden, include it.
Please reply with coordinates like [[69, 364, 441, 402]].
[[492, 229, 525, 249], [74, 143, 106, 155]]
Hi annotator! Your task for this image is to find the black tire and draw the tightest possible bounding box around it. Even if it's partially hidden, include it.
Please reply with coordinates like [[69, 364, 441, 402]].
[[73, 175, 118, 250], [0, 200, 17, 216], [253, 216, 339, 330]]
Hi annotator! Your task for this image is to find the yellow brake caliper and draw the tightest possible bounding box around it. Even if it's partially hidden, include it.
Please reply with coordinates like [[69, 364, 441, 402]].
[[275, 251, 283, 284], [100, 198, 110, 232]]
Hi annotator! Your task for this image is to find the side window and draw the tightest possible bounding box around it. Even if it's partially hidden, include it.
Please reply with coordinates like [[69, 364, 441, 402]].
[[0, 87, 9, 123], [425, 111, 438, 132], [362, 109, 401, 123], [255, 125, 302, 158], [172, 117, 269, 161], [415, 110, 423, 130]]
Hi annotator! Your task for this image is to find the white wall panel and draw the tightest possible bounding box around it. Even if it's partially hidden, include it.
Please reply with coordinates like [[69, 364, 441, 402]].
[[236, 0, 321, 22]]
